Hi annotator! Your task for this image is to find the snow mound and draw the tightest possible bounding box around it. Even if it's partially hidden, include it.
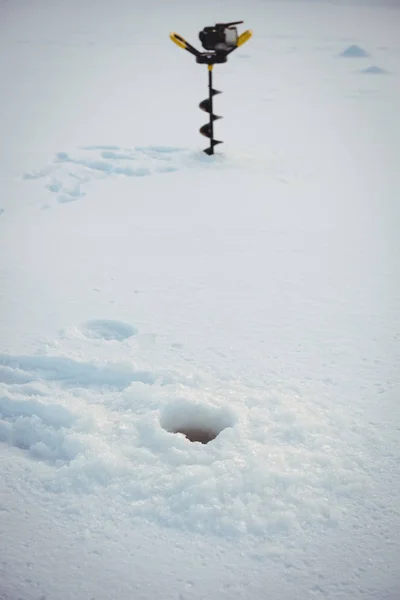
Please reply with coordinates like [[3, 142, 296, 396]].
[[360, 65, 389, 74], [0, 395, 82, 463], [160, 399, 236, 444], [340, 45, 369, 58]]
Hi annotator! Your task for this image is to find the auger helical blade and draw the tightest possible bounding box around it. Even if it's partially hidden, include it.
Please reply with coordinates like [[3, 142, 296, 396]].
[[203, 140, 223, 156], [199, 123, 219, 138], [199, 88, 221, 113], [199, 70, 223, 155], [199, 117, 222, 150]]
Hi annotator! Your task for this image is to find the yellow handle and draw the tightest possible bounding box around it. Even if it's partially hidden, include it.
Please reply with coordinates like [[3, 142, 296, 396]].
[[170, 32, 187, 50], [237, 29, 253, 47]]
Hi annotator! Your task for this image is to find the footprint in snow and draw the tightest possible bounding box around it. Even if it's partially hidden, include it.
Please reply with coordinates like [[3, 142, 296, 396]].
[[83, 319, 138, 341], [0, 352, 155, 389], [22, 144, 188, 207]]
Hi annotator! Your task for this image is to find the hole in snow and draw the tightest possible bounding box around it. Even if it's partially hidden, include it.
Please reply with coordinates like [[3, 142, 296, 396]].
[[175, 427, 218, 444], [160, 400, 236, 445]]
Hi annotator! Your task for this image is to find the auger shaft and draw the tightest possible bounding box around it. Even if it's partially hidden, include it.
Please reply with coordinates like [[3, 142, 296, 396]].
[[207, 67, 215, 153], [199, 65, 222, 155]]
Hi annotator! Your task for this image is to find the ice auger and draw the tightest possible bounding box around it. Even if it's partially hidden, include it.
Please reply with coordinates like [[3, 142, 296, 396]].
[[170, 21, 252, 155]]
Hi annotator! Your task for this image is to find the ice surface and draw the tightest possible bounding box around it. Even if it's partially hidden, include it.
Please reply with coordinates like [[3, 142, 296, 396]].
[[0, 0, 399, 599]]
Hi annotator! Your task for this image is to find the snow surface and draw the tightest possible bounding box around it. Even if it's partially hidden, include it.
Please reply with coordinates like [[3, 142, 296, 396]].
[[1, 0, 400, 599]]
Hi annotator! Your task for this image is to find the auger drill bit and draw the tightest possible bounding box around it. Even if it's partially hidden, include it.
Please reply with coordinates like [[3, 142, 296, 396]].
[[199, 66, 222, 155], [169, 24, 252, 155]]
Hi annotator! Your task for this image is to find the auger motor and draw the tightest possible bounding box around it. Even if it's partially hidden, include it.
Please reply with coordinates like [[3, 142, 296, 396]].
[[170, 21, 252, 155]]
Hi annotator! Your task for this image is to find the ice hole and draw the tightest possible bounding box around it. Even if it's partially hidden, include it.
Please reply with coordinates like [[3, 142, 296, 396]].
[[160, 400, 236, 445]]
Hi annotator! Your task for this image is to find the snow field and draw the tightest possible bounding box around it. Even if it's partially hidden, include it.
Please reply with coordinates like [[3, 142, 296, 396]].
[[1, 0, 400, 598], [1, 313, 369, 539]]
